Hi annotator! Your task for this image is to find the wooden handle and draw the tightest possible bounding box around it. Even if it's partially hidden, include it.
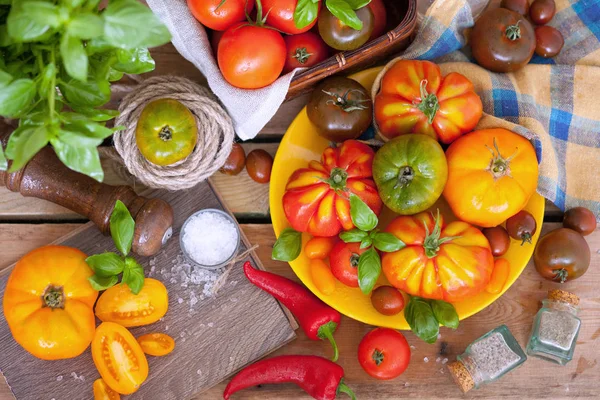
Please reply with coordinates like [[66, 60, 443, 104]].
[[0, 146, 173, 257]]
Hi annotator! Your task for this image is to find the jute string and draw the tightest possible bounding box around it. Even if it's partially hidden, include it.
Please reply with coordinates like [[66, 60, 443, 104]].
[[112, 75, 235, 190], [210, 244, 259, 296]]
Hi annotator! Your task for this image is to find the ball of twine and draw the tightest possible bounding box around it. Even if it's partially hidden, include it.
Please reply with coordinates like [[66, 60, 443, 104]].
[[112, 75, 234, 190]]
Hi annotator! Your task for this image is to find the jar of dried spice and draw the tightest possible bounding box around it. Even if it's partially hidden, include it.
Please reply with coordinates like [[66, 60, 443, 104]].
[[447, 325, 527, 393], [526, 289, 581, 366]]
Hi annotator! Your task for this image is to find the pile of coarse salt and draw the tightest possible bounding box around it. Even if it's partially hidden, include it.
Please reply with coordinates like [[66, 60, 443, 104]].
[[181, 211, 238, 266]]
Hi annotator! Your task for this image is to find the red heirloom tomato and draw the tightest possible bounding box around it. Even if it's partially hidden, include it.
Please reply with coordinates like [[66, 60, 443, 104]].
[[374, 60, 482, 144], [283, 140, 383, 237], [284, 32, 330, 73], [382, 212, 494, 302], [329, 241, 368, 287], [262, 0, 319, 34], [369, 0, 388, 40], [187, 0, 254, 31], [358, 328, 410, 380]]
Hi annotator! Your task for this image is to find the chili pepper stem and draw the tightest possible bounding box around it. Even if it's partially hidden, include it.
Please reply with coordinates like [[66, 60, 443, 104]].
[[337, 380, 357, 400], [318, 321, 340, 362]]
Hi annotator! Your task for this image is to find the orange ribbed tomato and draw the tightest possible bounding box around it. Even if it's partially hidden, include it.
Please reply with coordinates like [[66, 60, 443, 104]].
[[443, 128, 539, 227], [381, 212, 494, 302], [374, 60, 483, 144], [3, 245, 98, 360]]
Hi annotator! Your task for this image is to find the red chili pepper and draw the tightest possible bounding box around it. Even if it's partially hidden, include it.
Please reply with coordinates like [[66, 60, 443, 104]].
[[243, 261, 341, 361], [223, 355, 356, 400]]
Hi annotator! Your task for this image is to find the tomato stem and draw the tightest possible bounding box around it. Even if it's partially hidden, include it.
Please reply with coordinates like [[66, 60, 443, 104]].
[[323, 89, 370, 113], [416, 80, 440, 124], [505, 21, 522, 41], [520, 232, 532, 245], [215, 0, 227, 12], [553, 268, 569, 283], [350, 253, 360, 268], [327, 167, 348, 191], [486, 138, 517, 180], [42, 284, 65, 309], [293, 47, 313, 64], [423, 210, 460, 258], [394, 165, 414, 189], [159, 126, 173, 142], [372, 349, 384, 366]]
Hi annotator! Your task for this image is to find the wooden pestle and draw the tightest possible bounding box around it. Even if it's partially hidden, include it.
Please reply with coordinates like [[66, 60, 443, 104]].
[[0, 146, 174, 257]]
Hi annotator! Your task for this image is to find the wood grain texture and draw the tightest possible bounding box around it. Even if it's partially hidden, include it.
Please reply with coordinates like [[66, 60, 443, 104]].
[[1, 223, 598, 400], [0, 183, 295, 400]]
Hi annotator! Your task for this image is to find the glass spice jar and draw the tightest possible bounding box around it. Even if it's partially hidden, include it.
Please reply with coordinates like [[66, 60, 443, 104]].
[[447, 325, 527, 393], [526, 289, 581, 366]]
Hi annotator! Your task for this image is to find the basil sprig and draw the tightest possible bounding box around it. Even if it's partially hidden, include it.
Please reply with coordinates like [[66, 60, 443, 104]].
[[405, 296, 459, 343], [294, 0, 372, 30], [86, 200, 146, 294], [0, 0, 171, 181], [340, 194, 405, 295], [272, 227, 303, 262]]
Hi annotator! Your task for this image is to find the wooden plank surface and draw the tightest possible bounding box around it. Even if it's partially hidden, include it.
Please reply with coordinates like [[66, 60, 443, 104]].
[[0, 223, 598, 399]]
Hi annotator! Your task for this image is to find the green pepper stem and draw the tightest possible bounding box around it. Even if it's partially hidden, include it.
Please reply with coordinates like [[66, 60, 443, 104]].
[[317, 321, 339, 362], [337, 380, 357, 400]]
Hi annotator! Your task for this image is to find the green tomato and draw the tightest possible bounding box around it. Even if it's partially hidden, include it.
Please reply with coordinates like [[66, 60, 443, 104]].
[[136, 99, 197, 166], [373, 134, 448, 215]]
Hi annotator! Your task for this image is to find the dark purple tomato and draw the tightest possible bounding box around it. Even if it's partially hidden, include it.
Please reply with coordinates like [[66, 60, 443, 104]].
[[534, 228, 590, 283], [501, 0, 529, 15], [530, 0, 556, 25], [563, 207, 597, 236], [318, 6, 374, 51], [535, 26, 564, 57], [506, 210, 537, 245], [371, 286, 405, 316], [220, 143, 246, 175], [482, 226, 511, 257], [245, 149, 273, 184]]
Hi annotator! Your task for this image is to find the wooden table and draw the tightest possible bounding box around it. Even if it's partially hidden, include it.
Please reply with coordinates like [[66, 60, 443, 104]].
[[1, 44, 599, 400]]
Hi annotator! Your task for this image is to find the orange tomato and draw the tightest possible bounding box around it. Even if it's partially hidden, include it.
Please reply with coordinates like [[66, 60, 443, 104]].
[[310, 259, 337, 295], [444, 128, 539, 227], [3, 245, 98, 360], [137, 333, 176, 356], [92, 322, 149, 395], [304, 237, 336, 259], [95, 278, 168, 327], [93, 379, 120, 400], [486, 258, 511, 294], [381, 212, 494, 302]]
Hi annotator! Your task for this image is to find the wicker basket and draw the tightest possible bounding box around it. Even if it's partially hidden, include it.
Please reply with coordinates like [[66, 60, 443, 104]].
[[286, 0, 417, 100]]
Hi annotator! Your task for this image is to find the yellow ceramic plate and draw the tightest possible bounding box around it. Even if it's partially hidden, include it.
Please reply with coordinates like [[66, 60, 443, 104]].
[[270, 67, 545, 330]]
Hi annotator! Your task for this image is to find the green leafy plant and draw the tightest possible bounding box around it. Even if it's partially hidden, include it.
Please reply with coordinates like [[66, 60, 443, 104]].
[[405, 296, 459, 343], [294, 0, 371, 30], [272, 227, 303, 262], [86, 200, 145, 294], [0, 0, 171, 181]]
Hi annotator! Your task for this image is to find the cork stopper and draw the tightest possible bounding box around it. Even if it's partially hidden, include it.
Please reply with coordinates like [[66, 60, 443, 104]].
[[548, 289, 580, 306], [447, 361, 475, 393]]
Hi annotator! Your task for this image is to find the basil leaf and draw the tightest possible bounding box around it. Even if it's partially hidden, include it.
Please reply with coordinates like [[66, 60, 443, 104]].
[[360, 236, 372, 249], [349, 193, 378, 232], [50, 138, 104, 181], [339, 228, 367, 243], [108, 68, 124, 82], [88, 51, 118, 80], [123, 257, 145, 294], [57, 127, 104, 148], [345, 0, 371, 9], [358, 247, 380, 295], [431, 300, 459, 329], [62, 0, 86, 8], [103, 0, 171, 49], [325, 0, 363, 30], [86, 252, 125, 277], [272, 228, 302, 262], [373, 232, 405, 253], [86, 37, 114, 55], [7, 1, 60, 41], [110, 200, 135, 256], [88, 274, 118, 291], [59, 78, 111, 107], [38, 63, 56, 97], [61, 33, 88, 82], [294, 0, 319, 29], [64, 120, 114, 139], [5, 124, 49, 172], [405, 297, 439, 344], [0, 25, 13, 47], [0, 78, 36, 117], [68, 12, 104, 40], [0, 146, 7, 171], [70, 107, 119, 122], [0, 69, 12, 87], [112, 47, 155, 74]]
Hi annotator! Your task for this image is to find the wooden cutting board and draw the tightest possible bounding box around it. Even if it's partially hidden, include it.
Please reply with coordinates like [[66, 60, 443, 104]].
[[0, 180, 297, 400]]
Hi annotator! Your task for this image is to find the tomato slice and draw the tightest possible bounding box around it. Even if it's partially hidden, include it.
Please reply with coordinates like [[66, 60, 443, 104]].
[[95, 278, 168, 327], [92, 322, 149, 395], [137, 333, 175, 356], [93, 379, 120, 400]]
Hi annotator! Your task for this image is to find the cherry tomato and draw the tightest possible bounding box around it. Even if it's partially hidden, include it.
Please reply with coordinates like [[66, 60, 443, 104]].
[[137, 333, 176, 357], [535, 26, 564, 58], [482, 226, 511, 257], [486, 258, 510, 294], [318, 6, 374, 51], [304, 236, 337, 259], [187, 0, 255, 31], [563, 207, 597, 236], [358, 328, 410, 380], [370, 286, 405, 316], [534, 228, 590, 283], [529, 0, 556, 25], [310, 259, 337, 295], [283, 32, 330, 73], [471, 8, 535, 72], [218, 23, 286, 89], [246, 149, 273, 183], [262, 0, 318, 34], [368, 0, 388, 40], [307, 76, 373, 142], [506, 210, 537, 245], [501, 0, 529, 15], [220, 143, 246, 175], [329, 241, 367, 287], [93, 379, 120, 400]]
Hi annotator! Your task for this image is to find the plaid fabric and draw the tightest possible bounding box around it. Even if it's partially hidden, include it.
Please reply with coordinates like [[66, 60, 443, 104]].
[[401, 0, 600, 218]]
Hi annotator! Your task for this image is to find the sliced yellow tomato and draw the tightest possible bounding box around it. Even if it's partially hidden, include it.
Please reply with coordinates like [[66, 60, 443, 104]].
[[95, 278, 168, 327], [137, 333, 175, 356], [93, 378, 120, 400]]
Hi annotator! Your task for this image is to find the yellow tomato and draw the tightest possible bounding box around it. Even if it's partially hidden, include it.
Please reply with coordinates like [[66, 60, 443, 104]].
[[137, 333, 175, 356], [304, 237, 336, 259], [486, 258, 511, 294], [310, 259, 336, 295], [93, 379, 120, 400]]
